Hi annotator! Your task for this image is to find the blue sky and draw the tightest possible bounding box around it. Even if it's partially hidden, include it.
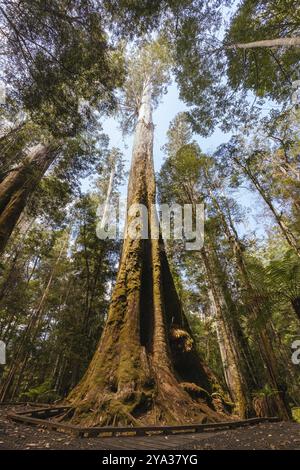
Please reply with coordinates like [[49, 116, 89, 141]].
[[92, 80, 269, 241], [101, 81, 233, 175]]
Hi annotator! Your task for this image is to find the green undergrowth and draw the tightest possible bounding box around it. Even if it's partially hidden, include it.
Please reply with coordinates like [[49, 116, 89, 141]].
[[292, 407, 300, 423]]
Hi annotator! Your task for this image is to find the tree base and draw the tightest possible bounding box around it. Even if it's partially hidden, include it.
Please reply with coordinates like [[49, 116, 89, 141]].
[[66, 383, 228, 427], [65, 325, 230, 427]]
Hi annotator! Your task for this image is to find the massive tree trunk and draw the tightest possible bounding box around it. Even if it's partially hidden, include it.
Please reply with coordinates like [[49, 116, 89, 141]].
[[0, 143, 58, 255], [67, 82, 225, 427]]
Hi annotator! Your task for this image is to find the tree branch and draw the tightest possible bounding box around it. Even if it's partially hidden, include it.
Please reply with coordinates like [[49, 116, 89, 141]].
[[228, 37, 300, 49]]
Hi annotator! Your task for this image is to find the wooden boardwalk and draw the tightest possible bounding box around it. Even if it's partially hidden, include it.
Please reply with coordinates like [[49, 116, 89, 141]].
[[6, 404, 280, 449], [77, 431, 218, 450], [3, 404, 299, 450]]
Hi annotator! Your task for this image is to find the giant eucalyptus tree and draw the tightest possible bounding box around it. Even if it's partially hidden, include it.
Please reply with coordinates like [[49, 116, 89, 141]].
[[67, 42, 225, 427]]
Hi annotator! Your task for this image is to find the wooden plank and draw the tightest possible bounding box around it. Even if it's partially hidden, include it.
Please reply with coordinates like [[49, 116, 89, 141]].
[[14, 406, 70, 416], [7, 413, 82, 436], [85, 416, 279, 435], [100, 438, 139, 450]]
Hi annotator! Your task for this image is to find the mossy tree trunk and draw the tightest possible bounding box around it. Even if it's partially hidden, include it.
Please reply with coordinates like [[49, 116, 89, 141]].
[[67, 82, 226, 427], [0, 143, 57, 255]]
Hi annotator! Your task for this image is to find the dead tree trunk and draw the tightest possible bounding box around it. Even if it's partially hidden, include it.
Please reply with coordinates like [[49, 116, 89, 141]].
[[67, 82, 225, 427]]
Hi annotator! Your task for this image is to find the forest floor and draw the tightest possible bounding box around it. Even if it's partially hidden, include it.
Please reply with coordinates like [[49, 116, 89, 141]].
[[0, 405, 300, 450]]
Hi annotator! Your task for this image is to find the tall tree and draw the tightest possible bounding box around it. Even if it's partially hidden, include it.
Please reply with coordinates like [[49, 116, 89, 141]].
[[225, 0, 300, 102], [1, 0, 190, 255], [0, 142, 60, 254], [158, 114, 293, 419], [67, 42, 224, 427], [0, 152, 123, 401], [0, 232, 68, 401]]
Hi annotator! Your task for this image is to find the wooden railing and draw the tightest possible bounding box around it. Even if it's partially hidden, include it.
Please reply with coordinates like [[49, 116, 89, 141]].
[[6, 405, 280, 438]]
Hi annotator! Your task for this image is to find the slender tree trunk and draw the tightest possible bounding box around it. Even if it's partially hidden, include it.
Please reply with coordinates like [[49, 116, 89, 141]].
[[99, 152, 116, 232], [0, 142, 58, 255], [82, 249, 104, 335], [211, 194, 291, 419], [55, 356, 68, 396], [201, 245, 255, 418], [0, 238, 66, 401], [180, 177, 257, 417], [10, 355, 30, 400], [238, 162, 300, 257], [67, 81, 225, 427]]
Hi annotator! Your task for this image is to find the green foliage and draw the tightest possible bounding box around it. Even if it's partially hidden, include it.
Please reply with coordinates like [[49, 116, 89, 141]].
[[0, 148, 124, 400], [0, 1, 127, 137], [225, 0, 300, 101], [119, 38, 172, 133], [171, 0, 300, 135], [0, 0, 300, 415], [19, 379, 60, 403], [162, 112, 193, 157]]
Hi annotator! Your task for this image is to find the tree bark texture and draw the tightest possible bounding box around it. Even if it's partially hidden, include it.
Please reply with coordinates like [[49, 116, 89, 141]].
[[0, 143, 57, 255]]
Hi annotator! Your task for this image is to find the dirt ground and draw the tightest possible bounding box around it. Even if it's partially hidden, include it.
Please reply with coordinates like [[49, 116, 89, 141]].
[[0, 405, 300, 450]]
